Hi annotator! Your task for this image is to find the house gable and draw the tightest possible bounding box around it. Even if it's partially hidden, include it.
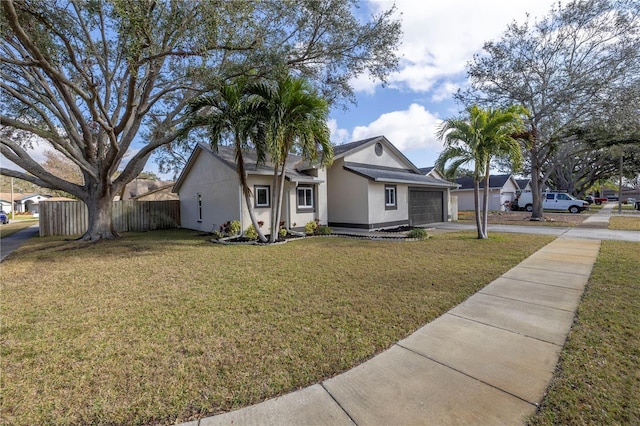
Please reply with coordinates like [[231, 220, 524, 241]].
[[333, 135, 420, 172]]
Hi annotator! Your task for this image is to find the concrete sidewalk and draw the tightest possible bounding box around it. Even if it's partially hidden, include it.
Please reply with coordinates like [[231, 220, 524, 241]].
[[0, 224, 39, 262], [184, 237, 602, 426]]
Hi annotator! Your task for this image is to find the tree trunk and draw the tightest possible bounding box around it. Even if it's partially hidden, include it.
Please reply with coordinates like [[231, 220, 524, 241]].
[[269, 161, 287, 243], [481, 166, 490, 239], [529, 147, 545, 220], [82, 186, 117, 241], [473, 179, 484, 239]]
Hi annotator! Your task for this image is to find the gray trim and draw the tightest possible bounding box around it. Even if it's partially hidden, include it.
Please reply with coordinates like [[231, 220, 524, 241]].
[[385, 184, 397, 210], [296, 184, 316, 213], [254, 185, 270, 208], [329, 219, 408, 230]]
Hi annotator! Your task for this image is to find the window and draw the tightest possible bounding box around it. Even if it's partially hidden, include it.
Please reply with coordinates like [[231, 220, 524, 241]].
[[546, 193, 555, 200], [557, 193, 570, 200], [254, 185, 270, 208], [297, 186, 314, 209], [197, 193, 202, 222], [385, 185, 397, 210]]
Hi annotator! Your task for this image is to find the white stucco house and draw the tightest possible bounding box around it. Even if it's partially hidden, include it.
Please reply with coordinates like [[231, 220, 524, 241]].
[[173, 136, 457, 233], [453, 174, 520, 211], [327, 136, 457, 229], [172, 143, 327, 234]]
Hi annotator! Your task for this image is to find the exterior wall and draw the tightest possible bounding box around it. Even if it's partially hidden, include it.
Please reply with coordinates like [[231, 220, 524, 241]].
[[239, 174, 277, 233], [344, 143, 408, 169], [499, 179, 519, 209], [455, 189, 511, 211], [367, 181, 409, 226], [0, 200, 12, 213], [178, 150, 240, 232], [327, 157, 369, 225]]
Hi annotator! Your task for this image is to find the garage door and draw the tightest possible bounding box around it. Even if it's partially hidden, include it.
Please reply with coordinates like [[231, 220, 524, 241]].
[[409, 189, 443, 225]]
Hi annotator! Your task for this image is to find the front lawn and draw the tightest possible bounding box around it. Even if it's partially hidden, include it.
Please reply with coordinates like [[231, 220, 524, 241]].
[[609, 216, 640, 231], [1, 229, 553, 425], [528, 240, 640, 425]]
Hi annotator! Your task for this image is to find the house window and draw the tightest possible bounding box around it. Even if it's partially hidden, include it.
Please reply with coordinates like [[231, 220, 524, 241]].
[[197, 193, 202, 222], [385, 185, 397, 210], [297, 185, 314, 210], [254, 185, 270, 208]]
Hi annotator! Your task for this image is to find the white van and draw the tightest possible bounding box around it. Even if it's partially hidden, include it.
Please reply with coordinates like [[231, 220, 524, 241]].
[[513, 191, 589, 213]]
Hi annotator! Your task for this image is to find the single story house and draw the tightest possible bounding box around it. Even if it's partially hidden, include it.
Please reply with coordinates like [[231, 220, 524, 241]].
[[0, 194, 13, 213], [327, 136, 457, 229], [12, 193, 51, 215], [173, 136, 457, 234], [173, 143, 326, 234], [453, 174, 520, 211]]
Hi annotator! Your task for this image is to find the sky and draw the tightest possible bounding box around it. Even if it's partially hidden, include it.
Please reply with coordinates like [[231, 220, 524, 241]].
[[327, 0, 558, 170], [2, 0, 558, 181]]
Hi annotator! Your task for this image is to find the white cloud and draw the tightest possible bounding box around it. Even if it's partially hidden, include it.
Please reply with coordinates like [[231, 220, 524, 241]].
[[328, 118, 351, 145], [364, 0, 558, 94], [350, 103, 443, 151]]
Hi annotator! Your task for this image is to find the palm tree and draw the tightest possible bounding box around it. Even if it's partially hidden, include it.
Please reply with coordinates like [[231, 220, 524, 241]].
[[180, 78, 268, 242], [249, 75, 333, 243], [436, 105, 527, 239]]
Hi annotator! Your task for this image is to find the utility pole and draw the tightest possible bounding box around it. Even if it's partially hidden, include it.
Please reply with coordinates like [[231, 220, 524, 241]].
[[10, 177, 15, 220]]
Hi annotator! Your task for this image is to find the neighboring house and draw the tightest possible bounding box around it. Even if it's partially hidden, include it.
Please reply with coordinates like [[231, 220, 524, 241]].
[[515, 178, 531, 192], [327, 136, 457, 229], [115, 178, 176, 201], [173, 143, 327, 234], [132, 184, 179, 201], [0, 195, 13, 213], [12, 193, 51, 215], [453, 174, 520, 211]]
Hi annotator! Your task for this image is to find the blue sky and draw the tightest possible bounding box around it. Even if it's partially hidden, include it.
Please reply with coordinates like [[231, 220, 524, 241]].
[[327, 0, 558, 170]]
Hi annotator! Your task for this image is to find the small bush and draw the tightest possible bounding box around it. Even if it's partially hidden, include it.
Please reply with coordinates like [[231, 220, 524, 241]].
[[316, 225, 332, 235], [211, 230, 224, 240], [279, 228, 288, 238], [304, 220, 318, 235], [406, 228, 429, 240], [244, 224, 258, 240], [221, 220, 241, 236]]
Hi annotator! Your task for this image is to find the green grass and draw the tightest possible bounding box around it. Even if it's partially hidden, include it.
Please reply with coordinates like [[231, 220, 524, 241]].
[[0, 220, 38, 239], [1, 229, 554, 425], [528, 241, 640, 425]]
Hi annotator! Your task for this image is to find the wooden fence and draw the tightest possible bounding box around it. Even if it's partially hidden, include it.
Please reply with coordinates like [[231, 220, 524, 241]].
[[39, 200, 181, 236]]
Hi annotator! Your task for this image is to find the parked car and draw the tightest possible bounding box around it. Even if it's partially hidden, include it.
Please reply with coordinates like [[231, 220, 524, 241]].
[[584, 196, 608, 205], [0, 211, 9, 224], [512, 192, 589, 213]]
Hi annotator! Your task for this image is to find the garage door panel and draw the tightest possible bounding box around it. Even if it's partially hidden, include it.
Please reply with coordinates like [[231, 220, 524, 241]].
[[409, 189, 443, 225]]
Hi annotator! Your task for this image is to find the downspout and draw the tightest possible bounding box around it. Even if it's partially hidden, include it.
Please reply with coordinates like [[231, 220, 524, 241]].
[[286, 189, 291, 230]]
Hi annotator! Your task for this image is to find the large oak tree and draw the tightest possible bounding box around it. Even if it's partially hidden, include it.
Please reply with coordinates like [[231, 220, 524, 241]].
[[1, 0, 401, 240], [457, 0, 640, 219]]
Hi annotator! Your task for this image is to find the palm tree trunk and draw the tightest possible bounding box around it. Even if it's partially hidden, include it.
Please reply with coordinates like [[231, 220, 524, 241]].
[[269, 165, 280, 243], [273, 159, 288, 242], [473, 179, 484, 239], [481, 166, 490, 239], [236, 148, 267, 242]]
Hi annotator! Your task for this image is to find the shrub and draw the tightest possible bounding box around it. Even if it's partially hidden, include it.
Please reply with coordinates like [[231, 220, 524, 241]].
[[244, 224, 258, 240], [211, 230, 224, 240], [221, 220, 241, 236], [304, 220, 318, 235], [316, 225, 332, 235], [406, 228, 429, 240], [279, 228, 288, 238]]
